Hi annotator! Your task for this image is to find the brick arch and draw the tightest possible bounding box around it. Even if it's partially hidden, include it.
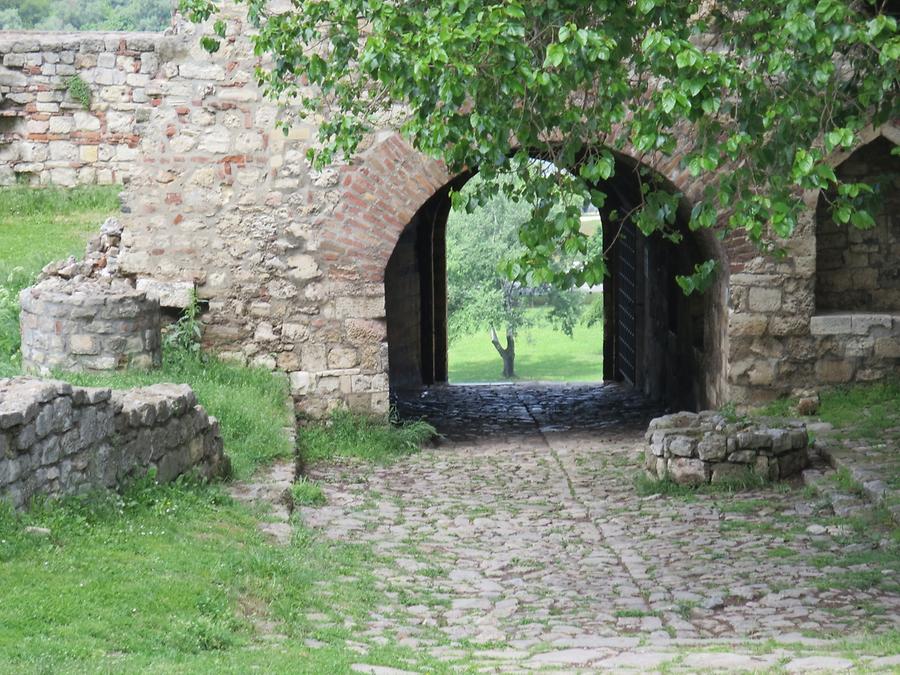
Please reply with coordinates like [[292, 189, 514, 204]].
[[318, 134, 451, 283], [320, 132, 734, 284]]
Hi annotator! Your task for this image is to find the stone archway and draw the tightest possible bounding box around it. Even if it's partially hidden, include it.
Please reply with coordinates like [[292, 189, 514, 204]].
[[376, 149, 727, 416]]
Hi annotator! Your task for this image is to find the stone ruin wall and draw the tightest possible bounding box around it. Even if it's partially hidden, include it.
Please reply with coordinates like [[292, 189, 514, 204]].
[[0, 377, 228, 510], [0, 6, 897, 416], [0, 31, 171, 187]]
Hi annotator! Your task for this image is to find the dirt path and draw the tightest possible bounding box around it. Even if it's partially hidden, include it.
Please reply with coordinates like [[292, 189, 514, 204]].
[[300, 429, 900, 671]]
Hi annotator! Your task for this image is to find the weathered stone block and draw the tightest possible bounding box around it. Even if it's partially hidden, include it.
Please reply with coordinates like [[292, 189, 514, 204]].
[[874, 337, 900, 358], [697, 434, 727, 461], [810, 314, 852, 336], [710, 462, 751, 484], [667, 436, 696, 458], [748, 287, 782, 312], [667, 458, 707, 486], [851, 314, 893, 335], [815, 359, 854, 384]]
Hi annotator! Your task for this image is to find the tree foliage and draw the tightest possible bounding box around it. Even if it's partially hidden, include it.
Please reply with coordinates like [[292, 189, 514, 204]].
[[182, 0, 898, 288], [0, 0, 174, 32], [447, 173, 587, 342], [446, 173, 590, 377]]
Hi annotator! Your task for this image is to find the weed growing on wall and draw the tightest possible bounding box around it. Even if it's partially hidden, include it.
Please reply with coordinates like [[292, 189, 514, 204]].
[[65, 75, 91, 109], [164, 289, 203, 358]]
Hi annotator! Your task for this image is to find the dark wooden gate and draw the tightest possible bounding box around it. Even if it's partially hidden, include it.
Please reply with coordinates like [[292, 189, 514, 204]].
[[614, 219, 637, 383], [603, 213, 638, 386]]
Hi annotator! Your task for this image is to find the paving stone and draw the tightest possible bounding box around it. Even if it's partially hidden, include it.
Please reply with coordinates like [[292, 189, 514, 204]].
[[784, 656, 855, 672], [300, 396, 899, 670]]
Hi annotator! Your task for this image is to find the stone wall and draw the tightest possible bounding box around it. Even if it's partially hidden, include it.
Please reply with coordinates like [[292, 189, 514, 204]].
[[0, 7, 897, 417], [0, 377, 228, 510], [0, 31, 174, 186], [644, 411, 809, 486], [816, 137, 900, 313], [810, 313, 900, 383], [20, 277, 161, 374], [727, 128, 900, 407]]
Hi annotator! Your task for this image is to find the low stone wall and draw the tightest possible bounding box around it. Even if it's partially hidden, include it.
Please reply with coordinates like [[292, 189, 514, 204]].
[[20, 277, 162, 374], [0, 377, 229, 510], [809, 313, 900, 383], [644, 411, 809, 485]]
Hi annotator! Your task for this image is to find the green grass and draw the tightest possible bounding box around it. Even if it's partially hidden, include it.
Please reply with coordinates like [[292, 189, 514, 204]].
[[0, 477, 450, 673], [299, 409, 436, 467], [448, 306, 603, 383], [290, 477, 327, 507], [634, 470, 770, 498], [0, 185, 120, 373], [758, 378, 900, 439]]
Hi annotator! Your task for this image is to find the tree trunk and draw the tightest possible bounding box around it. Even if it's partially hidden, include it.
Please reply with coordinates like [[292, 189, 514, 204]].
[[490, 326, 516, 379]]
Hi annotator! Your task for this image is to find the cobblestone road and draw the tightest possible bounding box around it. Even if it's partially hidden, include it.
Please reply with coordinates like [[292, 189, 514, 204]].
[[303, 386, 900, 671]]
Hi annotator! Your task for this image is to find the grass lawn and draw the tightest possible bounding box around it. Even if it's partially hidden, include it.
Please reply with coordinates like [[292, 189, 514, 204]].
[[449, 307, 603, 383]]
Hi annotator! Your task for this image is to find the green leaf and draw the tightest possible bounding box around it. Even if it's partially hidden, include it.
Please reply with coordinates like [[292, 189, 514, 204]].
[[850, 210, 876, 229], [676, 260, 718, 296], [199, 36, 220, 54], [676, 49, 698, 69], [544, 43, 566, 68]]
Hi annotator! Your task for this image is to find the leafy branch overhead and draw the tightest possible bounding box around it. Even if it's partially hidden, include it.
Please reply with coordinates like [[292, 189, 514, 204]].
[[181, 0, 898, 290]]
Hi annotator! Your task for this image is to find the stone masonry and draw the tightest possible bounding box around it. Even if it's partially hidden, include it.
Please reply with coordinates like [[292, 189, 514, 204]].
[[0, 31, 169, 186], [0, 377, 229, 510], [0, 7, 898, 416], [644, 411, 810, 486], [19, 277, 162, 374]]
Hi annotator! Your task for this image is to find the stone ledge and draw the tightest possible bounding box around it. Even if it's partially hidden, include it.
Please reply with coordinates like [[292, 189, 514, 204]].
[[644, 411, 809, 485], [810, 312, 898, 336]]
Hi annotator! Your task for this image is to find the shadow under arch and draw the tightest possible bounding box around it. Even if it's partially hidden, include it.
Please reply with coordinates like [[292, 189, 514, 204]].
[[384, 151, 726, 414]]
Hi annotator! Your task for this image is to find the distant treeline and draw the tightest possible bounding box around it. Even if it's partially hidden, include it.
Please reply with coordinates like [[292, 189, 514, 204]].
[[0, 0, 175, 32]]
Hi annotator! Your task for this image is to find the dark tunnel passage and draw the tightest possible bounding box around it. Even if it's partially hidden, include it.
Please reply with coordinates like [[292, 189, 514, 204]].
[[384, 157, 725, 437]]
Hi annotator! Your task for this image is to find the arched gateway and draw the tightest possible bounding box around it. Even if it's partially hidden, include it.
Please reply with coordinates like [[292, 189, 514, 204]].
[[0, 4, 897, 418]]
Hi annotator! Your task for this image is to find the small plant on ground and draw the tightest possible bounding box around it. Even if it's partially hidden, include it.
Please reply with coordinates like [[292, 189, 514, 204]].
[[289, 477, 326, 507], [298, 409, 436, 466]]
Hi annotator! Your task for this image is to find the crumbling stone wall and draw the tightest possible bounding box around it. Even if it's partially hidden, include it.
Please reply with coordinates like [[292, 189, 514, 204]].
[[0, 31, 174, 186], [0, 377, 228, 510], [0, 6, 897, 416]]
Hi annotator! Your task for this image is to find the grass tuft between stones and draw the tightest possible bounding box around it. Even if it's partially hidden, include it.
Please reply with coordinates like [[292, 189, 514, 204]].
[[298, 408, 438, 466], [290, 476, 327, 507], [634, 469, 772, 498]]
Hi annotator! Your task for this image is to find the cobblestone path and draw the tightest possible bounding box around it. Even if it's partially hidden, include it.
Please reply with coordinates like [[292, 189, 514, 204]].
[[303, 390, 900, 671]]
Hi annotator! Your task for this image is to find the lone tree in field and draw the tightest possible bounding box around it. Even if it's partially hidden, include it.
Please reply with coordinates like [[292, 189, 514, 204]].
[[182, 0, 899, 289], [447, 174, 588, 379]]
